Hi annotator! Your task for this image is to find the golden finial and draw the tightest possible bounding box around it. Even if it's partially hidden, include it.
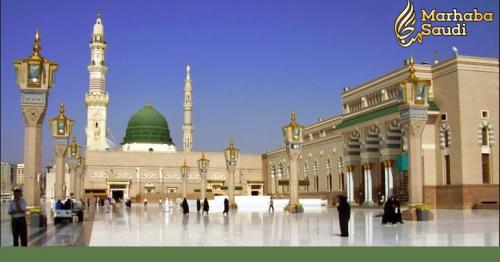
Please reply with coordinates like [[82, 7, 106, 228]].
[[408, 55, 416, 80], [291, 111, 297, 123], [71, 136, 77, 144], [146, 101, 152, 107], [32, 29, 41, 56], [57, 102, 67, 120], [59, 102, 65, 115]]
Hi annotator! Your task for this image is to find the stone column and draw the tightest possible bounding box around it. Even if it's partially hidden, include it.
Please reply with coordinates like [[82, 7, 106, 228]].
[[54, 144, 67, 200], [68, 162, 78, 198], [402, 119, 426, 204], [363, 163, 373, 204], [346, 165, 354, 202], [21, 106, 46, 208], [285, 149, 302, 213], [182, 176, 188, 198], [200, 172, 207, 200], [227, 164, 236, 208]]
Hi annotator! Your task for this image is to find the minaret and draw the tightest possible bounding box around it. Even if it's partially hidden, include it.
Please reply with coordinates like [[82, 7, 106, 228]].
[[182, 64, 194, 152], [85, 10, 109, 151]]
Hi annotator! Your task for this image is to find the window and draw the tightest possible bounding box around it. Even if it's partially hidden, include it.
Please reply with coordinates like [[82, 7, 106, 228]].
[[482, 127, 489, 146], [313, 161, 319, 176], [445, 155, 451, 185], [444, 130, 450, 148], [441, 113, 447, 121], [482, 154, 491, 184], [481, 110, 489, 119]]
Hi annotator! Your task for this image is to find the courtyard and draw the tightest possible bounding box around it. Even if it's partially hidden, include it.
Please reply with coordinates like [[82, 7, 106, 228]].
[[2, 202, 498, 246]]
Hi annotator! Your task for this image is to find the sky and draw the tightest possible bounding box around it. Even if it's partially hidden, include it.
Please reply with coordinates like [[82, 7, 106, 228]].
[[1, 0, 498, 168]]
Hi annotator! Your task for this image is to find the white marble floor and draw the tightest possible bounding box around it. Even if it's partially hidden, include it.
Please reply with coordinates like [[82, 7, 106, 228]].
[[89, 204, 499, 246]]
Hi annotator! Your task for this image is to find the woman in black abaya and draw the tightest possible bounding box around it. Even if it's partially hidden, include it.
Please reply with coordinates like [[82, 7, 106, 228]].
[[181, 198, 189, 214], [337, 195, 351, 237], [382, 196, 395, 224]]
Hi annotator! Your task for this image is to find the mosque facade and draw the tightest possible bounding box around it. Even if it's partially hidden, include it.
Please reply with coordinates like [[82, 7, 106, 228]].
[[47, 13, 498, 209]]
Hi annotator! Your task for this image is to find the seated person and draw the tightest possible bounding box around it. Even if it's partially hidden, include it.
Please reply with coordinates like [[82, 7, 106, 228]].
[[55, 199, 64, 210]]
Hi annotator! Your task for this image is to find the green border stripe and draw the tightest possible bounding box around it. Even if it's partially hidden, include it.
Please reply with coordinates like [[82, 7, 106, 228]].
[[1, 247, 499, 262]]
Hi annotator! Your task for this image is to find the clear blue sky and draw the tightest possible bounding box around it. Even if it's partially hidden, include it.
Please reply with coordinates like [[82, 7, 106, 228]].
[[1, 0, 498, 168]]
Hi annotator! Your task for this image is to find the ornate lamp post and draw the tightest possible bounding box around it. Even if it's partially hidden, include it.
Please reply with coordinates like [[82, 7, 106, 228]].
[[49, 103, 74, 200], [399, 57, 430, 206], [66, 137, 81, 199], [13, 30, 58, 209], [180, 159, 190, 198], [197, 152, 209, 200], [224, 139, 240, 209], [283, 112, 304, 213]]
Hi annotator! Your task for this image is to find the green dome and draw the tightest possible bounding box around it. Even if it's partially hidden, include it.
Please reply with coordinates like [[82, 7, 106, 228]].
[[121, 104, 174, 145]]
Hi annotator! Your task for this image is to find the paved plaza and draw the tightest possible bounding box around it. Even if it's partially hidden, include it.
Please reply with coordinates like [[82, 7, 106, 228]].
[[2, 203, 497, 247]]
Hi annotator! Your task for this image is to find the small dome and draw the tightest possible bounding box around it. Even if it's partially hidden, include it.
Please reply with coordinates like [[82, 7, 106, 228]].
[[121, 104, 174, 145]]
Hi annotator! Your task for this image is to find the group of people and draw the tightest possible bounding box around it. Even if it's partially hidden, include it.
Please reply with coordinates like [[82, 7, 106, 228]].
[[382, 196, 404, 225], [182, 198, 214, 215], [335, 195, 405, 237]]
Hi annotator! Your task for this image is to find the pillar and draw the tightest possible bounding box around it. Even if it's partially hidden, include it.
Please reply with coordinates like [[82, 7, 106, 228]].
[[285, 149, 302, 213], [21, 106, 48, 208], [363, 163, 373, 204], [227, 164, 236, 208], [182, 177, 188, 198], [54, 144, 67, 200], [200, 173, 207, 200], [68, 162, 78, 198], [346, 165, 354, 202], [402, 120, 426, 204]]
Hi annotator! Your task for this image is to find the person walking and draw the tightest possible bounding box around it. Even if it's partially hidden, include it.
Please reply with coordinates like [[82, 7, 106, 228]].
[[336, 195, 351, 237], [222, 198, 229, 216], [202, 198, 209, 215], [8, 187, 27, 246], [143, 198, 148, 208], [382, 196, 395, 225], [104, 198, 110, 213], [181, 198, 189, 214], [268, 196, 274, 213], [196, 198, 201, 213], [393, 196, 404, 224]]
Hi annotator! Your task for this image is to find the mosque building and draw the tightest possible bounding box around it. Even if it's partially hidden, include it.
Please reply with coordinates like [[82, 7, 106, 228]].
[[47, 12, 263, 202], [46, 12, 498, 209]]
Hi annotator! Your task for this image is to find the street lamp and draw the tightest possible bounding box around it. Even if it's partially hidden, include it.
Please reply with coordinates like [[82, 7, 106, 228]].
[[66, 137, 81, 199], [180, 159, 190, 199], [224, 139, 239, 208], [48, 102, 74, 200], [282, 112, 304, 213], [13, 30, 58, 209], [197, 152, 209, 200]]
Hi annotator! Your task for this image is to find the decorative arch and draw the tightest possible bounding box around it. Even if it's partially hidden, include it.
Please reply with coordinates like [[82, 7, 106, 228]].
[[478, 121, 495, 147], [439, 124, 451, 149]]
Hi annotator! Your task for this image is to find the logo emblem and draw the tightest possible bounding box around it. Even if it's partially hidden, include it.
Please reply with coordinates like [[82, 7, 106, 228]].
[[395, 0, 423, 47]]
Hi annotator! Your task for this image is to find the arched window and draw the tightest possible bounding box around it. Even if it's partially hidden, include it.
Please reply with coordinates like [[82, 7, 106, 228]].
[[270, 165, 276, 177], [444, 130, 450, 148], [482, 127, 489, 146]]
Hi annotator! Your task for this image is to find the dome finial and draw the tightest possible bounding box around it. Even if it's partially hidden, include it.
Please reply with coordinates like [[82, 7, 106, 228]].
[[32, 29, 41, 56], [146, 101, 152, 107], [59, 102, 65, 115], [97, 8, 101, 19], [186, 64, 191, 80]]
